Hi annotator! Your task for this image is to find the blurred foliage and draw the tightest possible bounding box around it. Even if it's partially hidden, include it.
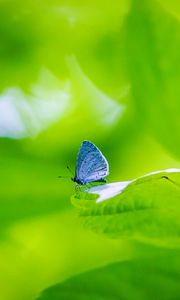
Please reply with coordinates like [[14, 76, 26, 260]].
[[37, 247, 180, 300], [0, 0, 179, 299]]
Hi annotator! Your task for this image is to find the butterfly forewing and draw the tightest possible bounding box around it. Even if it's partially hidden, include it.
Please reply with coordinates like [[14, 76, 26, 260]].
[[75, 140, 109, 184], [75, 141, 92, 176]]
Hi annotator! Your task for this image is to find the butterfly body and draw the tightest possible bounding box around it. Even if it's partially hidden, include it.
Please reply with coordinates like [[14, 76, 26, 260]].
[[72, 176, 107, 185], [72, 140, 109, 186]]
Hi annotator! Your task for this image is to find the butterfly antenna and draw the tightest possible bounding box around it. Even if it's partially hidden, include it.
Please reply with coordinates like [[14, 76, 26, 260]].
[[67, 165, 74, 176], [58, 175, 70, 179]]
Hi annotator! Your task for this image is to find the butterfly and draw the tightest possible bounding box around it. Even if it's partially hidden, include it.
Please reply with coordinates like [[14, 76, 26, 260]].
[[71, 140, 109, 185]]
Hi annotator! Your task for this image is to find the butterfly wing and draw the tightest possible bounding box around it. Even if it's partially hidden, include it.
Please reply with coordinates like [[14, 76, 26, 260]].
[[75, 140, 109, 184], [75, 141, 91, 178]]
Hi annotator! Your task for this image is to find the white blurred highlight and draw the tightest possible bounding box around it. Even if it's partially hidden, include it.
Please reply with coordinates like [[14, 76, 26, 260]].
[[0, 70, 71, 139], [66, 55, 127, 127]]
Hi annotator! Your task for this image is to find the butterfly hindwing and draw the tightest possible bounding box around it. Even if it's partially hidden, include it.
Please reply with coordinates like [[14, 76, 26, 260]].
[[75, 140, 109, 184]]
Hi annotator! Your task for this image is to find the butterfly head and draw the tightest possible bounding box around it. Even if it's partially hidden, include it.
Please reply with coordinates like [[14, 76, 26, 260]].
[[71, 177, 84, 185]]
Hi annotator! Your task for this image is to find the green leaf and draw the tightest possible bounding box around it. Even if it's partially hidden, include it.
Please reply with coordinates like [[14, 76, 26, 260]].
[[123, 0, 180, 158], [36, 248, 180, 300], [72, 169, 180, 247]]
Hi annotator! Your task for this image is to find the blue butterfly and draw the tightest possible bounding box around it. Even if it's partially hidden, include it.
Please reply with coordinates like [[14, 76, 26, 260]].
[[72, 140, 109, 185]]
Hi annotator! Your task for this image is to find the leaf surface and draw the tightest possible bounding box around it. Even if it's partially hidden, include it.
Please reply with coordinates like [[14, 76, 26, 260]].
[[72, 169, 180, 247], [36, 248, 180, 300]]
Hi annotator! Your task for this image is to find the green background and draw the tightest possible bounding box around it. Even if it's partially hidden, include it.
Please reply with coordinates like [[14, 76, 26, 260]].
[[0, 0, 180, 299]]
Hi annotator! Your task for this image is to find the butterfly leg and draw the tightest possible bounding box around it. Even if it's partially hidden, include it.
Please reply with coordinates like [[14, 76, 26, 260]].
[[75, 184, 81, 192]]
